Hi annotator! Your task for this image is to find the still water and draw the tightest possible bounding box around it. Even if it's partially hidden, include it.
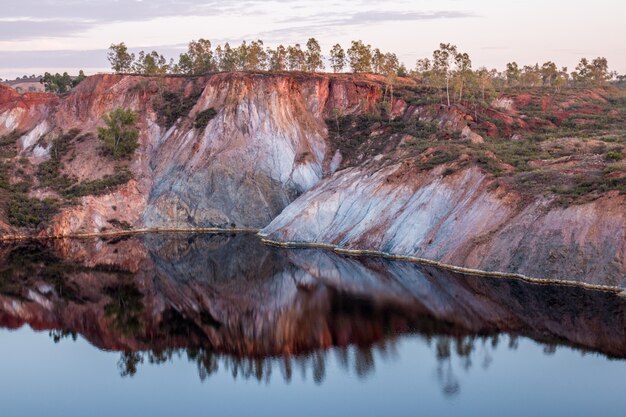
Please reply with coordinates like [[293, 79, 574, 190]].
[[0, 233, 624, 417]]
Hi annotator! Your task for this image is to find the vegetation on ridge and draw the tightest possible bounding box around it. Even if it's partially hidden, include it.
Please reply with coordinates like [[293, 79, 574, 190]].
[[326, 83, 626, 206]]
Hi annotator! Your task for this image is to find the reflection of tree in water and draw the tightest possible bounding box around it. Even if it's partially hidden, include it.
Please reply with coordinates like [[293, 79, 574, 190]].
[[430, 333, 519, 397], [4, 235, 622, 398], [118, 352, 144, 377], [112, 332, 521, 398], [114, 342, 394, 385], [49, 330, 77, 343]]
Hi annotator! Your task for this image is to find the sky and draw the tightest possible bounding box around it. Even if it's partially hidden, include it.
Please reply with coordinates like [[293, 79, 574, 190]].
[[0, 0, 624, 79]]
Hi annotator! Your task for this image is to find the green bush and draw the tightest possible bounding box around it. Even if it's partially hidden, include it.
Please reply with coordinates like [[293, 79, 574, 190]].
[[0, 131, 21, 147], [36, 129, 80, 191], [0, 131, 22, 158], [194, 108, 217, 129], [7, 195, 59, 228], [154, 89, 202, 129], [605, 150, 623, 161], [63, 169, 132, 198]]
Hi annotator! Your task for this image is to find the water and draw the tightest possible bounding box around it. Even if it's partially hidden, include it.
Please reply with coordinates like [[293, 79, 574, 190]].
[[0, 233, 624, 417]]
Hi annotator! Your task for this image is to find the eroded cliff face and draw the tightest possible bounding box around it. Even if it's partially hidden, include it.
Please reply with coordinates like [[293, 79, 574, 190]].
[[0, 73, 380, 235], [261, 164, 625, 285], [0, 74, 624, 283], [142, 74, 377, 229]]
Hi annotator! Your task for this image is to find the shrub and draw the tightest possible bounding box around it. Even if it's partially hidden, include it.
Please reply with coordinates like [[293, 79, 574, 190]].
[[36, 129, 80, 191], [98, 108, 139, 160], [63, 169, 132, 198], [7, 195, 59, 228], [605, 150, 623, 161], [154, 88, 202, 129], [0, 131, 22, 158], [418, 148, 460, 171], [108, 219, 133, 230], [194, 108, 218, 129]]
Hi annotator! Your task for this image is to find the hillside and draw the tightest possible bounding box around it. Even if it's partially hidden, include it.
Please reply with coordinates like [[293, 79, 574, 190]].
[[0, 72, 624, 283]]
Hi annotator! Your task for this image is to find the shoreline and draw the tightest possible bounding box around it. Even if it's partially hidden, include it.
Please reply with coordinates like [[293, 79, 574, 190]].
[[1, 227, 623, 294]]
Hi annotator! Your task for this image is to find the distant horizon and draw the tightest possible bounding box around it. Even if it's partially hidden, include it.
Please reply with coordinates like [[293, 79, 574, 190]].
[[1, 0, 625, 79]]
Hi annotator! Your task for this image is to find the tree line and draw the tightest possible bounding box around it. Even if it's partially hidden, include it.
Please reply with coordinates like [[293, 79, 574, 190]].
[[108, 38, 407, 77], [414, 44, 618, 106], [108, 38, 621, 95]]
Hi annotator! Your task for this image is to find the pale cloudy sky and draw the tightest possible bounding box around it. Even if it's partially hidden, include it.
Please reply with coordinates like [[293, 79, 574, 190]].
[[0, 0, 624, 79]]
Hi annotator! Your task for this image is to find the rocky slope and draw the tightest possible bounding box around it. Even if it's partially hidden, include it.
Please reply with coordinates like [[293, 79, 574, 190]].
[[261, 164, 625, 286], [0, 73, 624, 283]]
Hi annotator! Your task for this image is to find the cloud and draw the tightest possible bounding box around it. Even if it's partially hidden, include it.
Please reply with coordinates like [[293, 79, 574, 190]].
[[0, 1, 475, 41], [0, 44, 187, 73], [1, 0, 222, 22], [0, 20, 92, 41], [255, 9, 475, 42], [277, 9, 475, 25], [342, 10, 476, 24], [0, 0, 261, 40]]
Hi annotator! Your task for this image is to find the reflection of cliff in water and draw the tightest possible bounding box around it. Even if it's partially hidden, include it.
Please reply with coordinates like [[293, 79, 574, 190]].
[[0, 233, 624, 393]]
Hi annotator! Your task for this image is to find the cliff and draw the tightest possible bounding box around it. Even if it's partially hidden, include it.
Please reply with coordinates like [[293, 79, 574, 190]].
[[0, 73, 624, 284]]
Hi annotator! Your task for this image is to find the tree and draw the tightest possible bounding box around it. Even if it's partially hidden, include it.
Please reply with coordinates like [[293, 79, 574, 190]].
[[414, 58, 432, 77], [397, 64, 408, 77], [520, 64, 541, 87], [432, 43, 458, 106], [108, 43, 135, 73], [505, 62, 521, 86], [218, 43, 237, 72], [372, 48, 385, 74], [97, 108, 140, 159], [133, 50, 169, 74], [475, 67, 496, 101], [589, 57, 610, 83], [305, 38, 324, 72], [268, 45, 288, 71], [178, 38, 216, 75], [175, 53, 194, 75], [572, 57, 610, 85], [329, 44, 346, 73], [381, 53, 400, 109], [40, 72, 74, 94], [287, 44, 306, 71], [347, 40, 372, 73], [245, 40, 268, 70], [234, 41, 249, 70], [540, 61, 558, 86], [453, 52, 472, 101], [75, 70, 87, 85]]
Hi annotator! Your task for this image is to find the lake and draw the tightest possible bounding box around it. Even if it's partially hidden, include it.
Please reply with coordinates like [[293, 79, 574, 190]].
[[0, 233, 624, 417]]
